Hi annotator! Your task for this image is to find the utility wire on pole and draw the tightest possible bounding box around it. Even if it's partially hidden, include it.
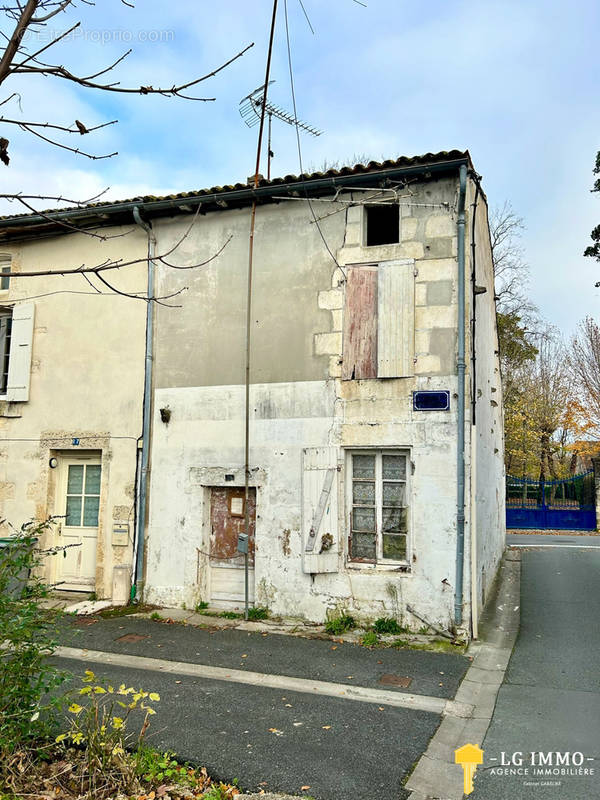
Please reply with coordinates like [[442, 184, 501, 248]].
[[243, 0, 279, 621]]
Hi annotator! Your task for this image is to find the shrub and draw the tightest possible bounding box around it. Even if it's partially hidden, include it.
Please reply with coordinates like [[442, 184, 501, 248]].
[[195, 601, 209, 611], [373, 617, 406, 635], [324, 613, 356, 635], [0, 519, 68, 757], [55, 670, 160, 796]]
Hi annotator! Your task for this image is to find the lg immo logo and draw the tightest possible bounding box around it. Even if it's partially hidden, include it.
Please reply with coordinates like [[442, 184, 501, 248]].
[[455, 744, 484, 795]]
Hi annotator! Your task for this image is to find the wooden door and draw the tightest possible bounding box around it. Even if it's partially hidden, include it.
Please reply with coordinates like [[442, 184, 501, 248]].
[[57, 457, 101, 590], [209, 487, 256, 567]]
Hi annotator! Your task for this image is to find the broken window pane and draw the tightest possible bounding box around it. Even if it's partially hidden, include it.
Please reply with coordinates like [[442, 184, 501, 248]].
[[382, 506, 408, 533], [353, 480, 375, 504], [352, 532, 376, 560], [383, 533, 407, 560], [353, 454, 375, 479], [66, 495, 82, 527], [353, 507, 376, 531], [383, 482, 405, 506], [382, 455, 406, 480], [67, 465, 84, 494]]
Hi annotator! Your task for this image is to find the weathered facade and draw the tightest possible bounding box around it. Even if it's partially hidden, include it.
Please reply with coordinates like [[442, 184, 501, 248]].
[[0, 226, 147, 601], [143, 151, 505, 635], [0, 150, 505, 633]]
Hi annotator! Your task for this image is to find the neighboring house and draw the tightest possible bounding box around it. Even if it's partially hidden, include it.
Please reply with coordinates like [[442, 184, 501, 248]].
[[142, 150, 505, 636], [0, 216, 148, 602]]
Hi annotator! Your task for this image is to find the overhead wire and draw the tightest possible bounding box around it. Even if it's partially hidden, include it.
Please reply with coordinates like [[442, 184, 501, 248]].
[[283, 0, 343, 273]]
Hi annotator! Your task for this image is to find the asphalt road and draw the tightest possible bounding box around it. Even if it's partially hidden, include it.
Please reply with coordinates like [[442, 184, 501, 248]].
[[52, 618, 470, 800], [472, 548, 600, 800]]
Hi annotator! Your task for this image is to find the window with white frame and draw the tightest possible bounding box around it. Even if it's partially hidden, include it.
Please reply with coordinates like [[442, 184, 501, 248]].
[[348, 450, 409, 563]]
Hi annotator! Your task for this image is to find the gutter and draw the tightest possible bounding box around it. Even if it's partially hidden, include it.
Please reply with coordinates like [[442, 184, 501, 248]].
[[454, 164, 468, 627], [131, 206, 156, 602], [0, 157, 470, 238]]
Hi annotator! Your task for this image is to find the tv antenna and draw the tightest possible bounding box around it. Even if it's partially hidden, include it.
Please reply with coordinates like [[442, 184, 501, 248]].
[[239, 82, 322, 179]]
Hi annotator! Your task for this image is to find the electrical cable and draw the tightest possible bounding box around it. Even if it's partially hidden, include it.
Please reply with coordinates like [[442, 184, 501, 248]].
[[283, 0, 343, 273]]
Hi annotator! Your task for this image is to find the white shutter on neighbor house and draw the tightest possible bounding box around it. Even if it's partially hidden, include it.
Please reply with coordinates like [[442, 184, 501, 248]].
[[377, 260, 415, 378], [301, 446, 340, 574], [6, 302, 34, 402]]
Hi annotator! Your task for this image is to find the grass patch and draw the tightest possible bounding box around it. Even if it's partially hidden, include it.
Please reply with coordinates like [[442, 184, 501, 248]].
[[218, 611, 243, 620], [195, 601, 209, 611], [247, 606, 269, 621], [372, 616, 407, 635], [98, 603, 156, 619], [324, 613, 356, 635], [150, 611, 161, 620], [360, 630, 379, 648]]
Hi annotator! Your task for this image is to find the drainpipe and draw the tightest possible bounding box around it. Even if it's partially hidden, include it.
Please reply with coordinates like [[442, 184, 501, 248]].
[[132, 206, 156, 601], [454, 164, 468, 627], [469, 177, 482, 639]]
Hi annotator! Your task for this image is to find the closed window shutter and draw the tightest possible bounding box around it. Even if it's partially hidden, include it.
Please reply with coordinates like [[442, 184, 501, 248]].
[[342, 266, 378, 380], [6, 302, 34, 401], [301, 446, 340, 574], [377, 261, 414, 377]]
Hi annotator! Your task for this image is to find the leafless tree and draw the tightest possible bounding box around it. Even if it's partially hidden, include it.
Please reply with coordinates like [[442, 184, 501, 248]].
[[490, 201, 536, 319], [0, 1, 253, 299], [569, 317, 600, 437]]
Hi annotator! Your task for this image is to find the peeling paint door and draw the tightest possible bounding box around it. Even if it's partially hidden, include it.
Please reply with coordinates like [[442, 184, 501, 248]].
[[209, 487, 256, 604], [57, 456, 101, 590]]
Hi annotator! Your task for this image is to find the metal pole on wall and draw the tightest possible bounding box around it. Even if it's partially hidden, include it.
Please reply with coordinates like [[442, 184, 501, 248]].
[[243, 0, 279, 621]]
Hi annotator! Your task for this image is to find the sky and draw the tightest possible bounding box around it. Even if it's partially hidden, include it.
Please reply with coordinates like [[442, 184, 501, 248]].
[[1, 0, 598, 336]]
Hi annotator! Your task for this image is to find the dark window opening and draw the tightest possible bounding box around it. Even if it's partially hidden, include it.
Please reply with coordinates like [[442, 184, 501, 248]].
[[365, 204, 399, 246]]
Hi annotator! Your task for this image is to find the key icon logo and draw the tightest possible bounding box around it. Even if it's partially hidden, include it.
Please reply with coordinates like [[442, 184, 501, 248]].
[[454, 743, 484, 795]]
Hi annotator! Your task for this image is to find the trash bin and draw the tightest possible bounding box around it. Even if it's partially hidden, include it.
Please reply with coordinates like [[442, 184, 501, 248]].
[[0, 537, 37, 598]]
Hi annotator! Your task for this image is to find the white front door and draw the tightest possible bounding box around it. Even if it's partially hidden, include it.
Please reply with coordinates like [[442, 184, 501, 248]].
[[57, 457, 101, 590]]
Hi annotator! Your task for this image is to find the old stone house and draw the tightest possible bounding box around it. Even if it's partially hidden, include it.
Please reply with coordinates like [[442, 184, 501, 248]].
[[0, 150, 505, 635]]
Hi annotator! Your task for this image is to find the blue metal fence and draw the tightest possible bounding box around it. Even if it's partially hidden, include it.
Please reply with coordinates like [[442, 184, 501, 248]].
[[506, 471, 597, 530]]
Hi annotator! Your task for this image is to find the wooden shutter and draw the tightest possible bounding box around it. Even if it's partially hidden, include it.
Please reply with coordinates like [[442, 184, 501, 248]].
[[301, 446, 340, 573], [377, 261, 414, 377], [342, 266, 377, 380], [6, 302, 34, 402]]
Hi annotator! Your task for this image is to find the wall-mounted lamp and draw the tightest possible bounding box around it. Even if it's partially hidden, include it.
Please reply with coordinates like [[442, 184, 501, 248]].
[[49, 457, 58, 469]]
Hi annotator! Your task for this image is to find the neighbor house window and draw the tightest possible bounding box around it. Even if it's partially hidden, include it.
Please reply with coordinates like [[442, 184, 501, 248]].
[[0, 309, 12, 394], [0, 255, 10, 291], [348, 450, 409, 563], [365, 204, 400, 246]]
